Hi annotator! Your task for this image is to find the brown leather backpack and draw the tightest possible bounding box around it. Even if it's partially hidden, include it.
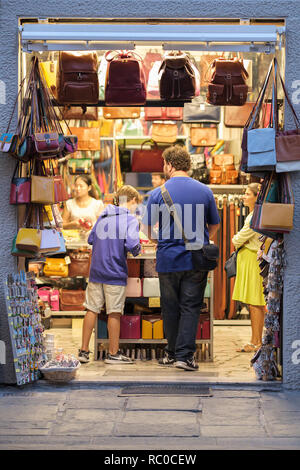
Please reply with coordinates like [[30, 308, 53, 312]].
[[159, 51, 196, 100], [57, 52, 99, 105], [206, 58, 248, 106]]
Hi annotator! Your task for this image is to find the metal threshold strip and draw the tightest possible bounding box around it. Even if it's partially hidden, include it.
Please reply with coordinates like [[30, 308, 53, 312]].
[[20, 23, 285, 53]]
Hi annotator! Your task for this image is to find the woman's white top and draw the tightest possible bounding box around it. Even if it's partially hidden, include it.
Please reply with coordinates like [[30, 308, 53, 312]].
[[66, 197, 104, 225]]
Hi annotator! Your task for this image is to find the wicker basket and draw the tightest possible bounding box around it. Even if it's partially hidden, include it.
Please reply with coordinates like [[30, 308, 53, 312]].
[[40, 364, 80, 383]]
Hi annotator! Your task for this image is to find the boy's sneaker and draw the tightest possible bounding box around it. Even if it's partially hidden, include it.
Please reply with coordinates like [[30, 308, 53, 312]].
[[158, 352, 175, 367], [175, 357, 199, 371], [104, 351, 134, 364], [78, 349, 90, 363]]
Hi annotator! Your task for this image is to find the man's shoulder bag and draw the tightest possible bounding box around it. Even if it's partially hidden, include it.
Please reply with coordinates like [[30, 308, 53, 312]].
[[160, 184, 219, 271]]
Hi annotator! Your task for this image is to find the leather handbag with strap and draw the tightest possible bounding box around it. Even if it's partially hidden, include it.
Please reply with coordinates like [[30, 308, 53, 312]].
[[207, 57, 248, 106], [190, 127, 217, 147], [131, 140, 164, 172], [158, 51, 196, 100], [10, 162, 31, 205], [151, 123, 178, 144], [69, 127, 100, 151], [60, 289, 86, 311], [183, 97, 221, 124], [224, 102, 256, 127], [56, 51, 99, 105], [44, 258, 69, 277], [61, 106, 98, 121], [161, 184, 219, 271], [145, 107, 183, 121], [68, 250, 91, 278], [103, 107, 141, 119]]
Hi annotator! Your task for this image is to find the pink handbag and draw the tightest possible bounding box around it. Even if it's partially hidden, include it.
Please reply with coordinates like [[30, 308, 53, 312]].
[[9, 163, 31, 205], [120, 315, 141, 339], [49, 289, 60, 311], [125, 278, 142, 297], [37, 287, 51, 303]]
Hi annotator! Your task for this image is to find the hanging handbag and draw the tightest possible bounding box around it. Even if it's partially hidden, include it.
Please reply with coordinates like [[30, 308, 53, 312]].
[[69, 126, 100, 151], [190, 127, 217, 147], [151, 122, 178, 144], [158, 51, 196, 100], [131, 140, 164, 172], [224, 102, 256, 128], [15, 228, 41, 253], [161, 184, 219, 270], [61, 106, 98, 121], [183, 97, 221, 124], [68, 158, 92, 175], [31, 175, 55, 204], [56, 51, 99, 105], [33, 132, 60, 156], [225, 248, 241, 278], [11, 235, 37, 258], [105, 51, 146, 105], [206, 57, 248, 106], [103, 107, 141, 119], [60, 289, 86, 311], [144, 107, 183, 121], [260, 174, 294, 232], [54, 174, 69, 203], [120, 315, 141, 339], [9, 162, 31, 205], [40, 228, 61, 253]]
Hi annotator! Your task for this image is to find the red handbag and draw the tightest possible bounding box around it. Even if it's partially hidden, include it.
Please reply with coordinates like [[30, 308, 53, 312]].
[[127, 259, 141, 278], [131, 141, 164, 172], [10, 162, 31, 205], [120, 315, 141, 339], [144, 107, 183, 121], [54, 175, 68, 203], [105, 51, 146, 105], [33, 132, 60, 156]]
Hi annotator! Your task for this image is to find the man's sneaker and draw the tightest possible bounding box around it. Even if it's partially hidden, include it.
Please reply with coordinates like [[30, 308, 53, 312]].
[[104, 351, 134, 364], [158, 352, 175, 367], [78, 349, 90, 363], [175, 357, 199, 371]]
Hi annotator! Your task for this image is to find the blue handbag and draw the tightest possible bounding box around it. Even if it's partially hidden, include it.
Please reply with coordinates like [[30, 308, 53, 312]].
[[247, 127, 276, 169]]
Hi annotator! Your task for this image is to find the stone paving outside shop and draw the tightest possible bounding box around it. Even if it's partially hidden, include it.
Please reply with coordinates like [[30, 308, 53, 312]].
[[0, 385, 300, 450], [48, 323, 262, 382]]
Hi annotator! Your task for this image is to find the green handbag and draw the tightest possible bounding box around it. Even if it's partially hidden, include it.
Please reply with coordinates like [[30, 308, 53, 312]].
[[68, 158, 92, 175], [11, 235, 38, 258]]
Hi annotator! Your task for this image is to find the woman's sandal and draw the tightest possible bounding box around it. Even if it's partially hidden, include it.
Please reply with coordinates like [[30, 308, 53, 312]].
[[236, 343, 261, 353]]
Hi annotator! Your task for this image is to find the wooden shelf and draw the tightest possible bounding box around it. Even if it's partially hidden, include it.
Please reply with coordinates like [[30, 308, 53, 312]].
[[52, 99, 192, 108]]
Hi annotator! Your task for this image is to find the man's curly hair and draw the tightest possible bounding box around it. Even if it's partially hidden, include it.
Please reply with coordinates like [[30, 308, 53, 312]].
[[162, 145, 191, 172]]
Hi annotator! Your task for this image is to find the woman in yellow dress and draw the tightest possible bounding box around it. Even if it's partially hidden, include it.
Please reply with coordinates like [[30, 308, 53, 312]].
[[232, 183, 265, 353]]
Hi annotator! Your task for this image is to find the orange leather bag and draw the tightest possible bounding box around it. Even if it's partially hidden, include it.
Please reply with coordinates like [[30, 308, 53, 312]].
[[103, 107, 140, 119], [69, 127, 100, 151], [190, 127, 217, 147]]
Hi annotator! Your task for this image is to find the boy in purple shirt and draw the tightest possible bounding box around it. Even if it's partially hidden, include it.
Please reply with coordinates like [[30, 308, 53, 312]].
[[78, 185, 141, 364]]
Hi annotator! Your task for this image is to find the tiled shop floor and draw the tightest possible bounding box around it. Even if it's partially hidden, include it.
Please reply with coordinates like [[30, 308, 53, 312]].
[[47, 324, 259, 381]]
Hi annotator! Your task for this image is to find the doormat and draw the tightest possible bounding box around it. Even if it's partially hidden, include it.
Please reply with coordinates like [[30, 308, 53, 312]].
[[104, 370, 218, 377], [119, 385, 213, 397]]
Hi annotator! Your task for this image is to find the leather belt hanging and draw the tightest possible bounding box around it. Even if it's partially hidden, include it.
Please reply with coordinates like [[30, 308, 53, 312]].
[[228, 198, 236, 319], [213, 196, 223, 319], [220, 195, 227, 319]]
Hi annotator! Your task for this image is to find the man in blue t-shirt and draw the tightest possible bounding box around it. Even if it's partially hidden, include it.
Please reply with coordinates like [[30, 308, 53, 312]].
[[142, 145, 220, 371]]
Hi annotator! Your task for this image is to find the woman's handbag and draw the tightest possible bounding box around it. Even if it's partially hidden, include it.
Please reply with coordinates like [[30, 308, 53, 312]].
[[120, 315, 141, 339], [69, 127, 101, 151], [61, 106, 98, 121], [190, 127, 217, 147], [31, 175, 55, 204], [260, 174, 294, 231], [60, 289, 86, 311], [54, 174, 69, 203], [43, 258, 69, 277], [151, 123, 178, 144], [225, 248, 240, 278], [68, 250, 91, 278], [131, 140, 164, 172], [9, 162, 31, 205], [224, 102, 256, 128], [40, 228, 61, 254], [145, 107, 183, 121], [103, 107, 140, 119], [183, 97, 221, 124], [67, 158, 92, 175]]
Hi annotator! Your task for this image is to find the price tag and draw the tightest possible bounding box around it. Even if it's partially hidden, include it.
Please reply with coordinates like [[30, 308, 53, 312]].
[[200, 104, 206, 111], [149, 297, 160, 308], [64, 256, 71, 265]]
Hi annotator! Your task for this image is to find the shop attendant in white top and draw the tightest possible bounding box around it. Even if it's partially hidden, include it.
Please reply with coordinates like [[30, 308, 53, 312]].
[[62, 175, 104, 230]]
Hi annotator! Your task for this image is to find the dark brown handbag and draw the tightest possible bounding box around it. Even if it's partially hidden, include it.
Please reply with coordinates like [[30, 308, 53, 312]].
[[207, 58, 248, 106], [190, 127, 217, 147], [224, 102, 255, 127], [61, 106, 98, 121], [57, 52, 99, 105], [159, 51, 196, 100], [60, 289, 86, 311], [68, 250, 91, 278]]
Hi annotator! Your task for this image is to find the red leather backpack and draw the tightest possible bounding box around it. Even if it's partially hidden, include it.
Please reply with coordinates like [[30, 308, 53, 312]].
[[105, 51, 147, 105]]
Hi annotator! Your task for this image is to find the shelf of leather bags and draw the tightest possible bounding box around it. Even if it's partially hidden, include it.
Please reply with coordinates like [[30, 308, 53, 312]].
[[52, 99, 193, 108]]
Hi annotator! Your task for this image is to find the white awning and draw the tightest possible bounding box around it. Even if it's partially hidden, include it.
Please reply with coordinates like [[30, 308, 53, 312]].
[[20, 23, 285, 53]]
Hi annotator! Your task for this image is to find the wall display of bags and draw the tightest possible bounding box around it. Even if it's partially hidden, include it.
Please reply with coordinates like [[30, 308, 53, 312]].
[[206, 57, 248, 106], [158, 51, 197, 100], [56, 51, 99, 105], [120, 314, 141, 339], [105, 51, 147, 105], [60, 289, 86, 311]]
